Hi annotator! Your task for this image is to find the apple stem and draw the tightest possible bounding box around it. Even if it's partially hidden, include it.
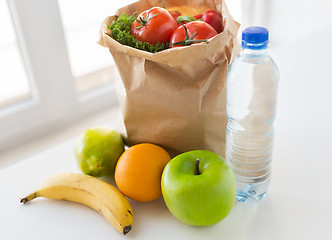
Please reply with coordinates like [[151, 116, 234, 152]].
[[195, 158, 200, 175]]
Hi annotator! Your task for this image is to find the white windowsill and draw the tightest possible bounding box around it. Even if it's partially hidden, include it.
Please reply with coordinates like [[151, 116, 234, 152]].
[[0, 106, 121, 170]]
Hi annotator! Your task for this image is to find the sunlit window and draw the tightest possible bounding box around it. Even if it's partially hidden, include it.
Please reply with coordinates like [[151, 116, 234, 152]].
[[225, 0, 242, 24], [57, 0, 136, 92], [0, 0, 30, 108]]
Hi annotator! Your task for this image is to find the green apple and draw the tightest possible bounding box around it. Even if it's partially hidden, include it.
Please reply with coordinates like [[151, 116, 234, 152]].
[[161, 150, 236, 226], [75, 127, 125, 177]]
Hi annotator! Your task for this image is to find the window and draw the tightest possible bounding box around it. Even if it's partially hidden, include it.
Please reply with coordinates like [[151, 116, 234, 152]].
[[225, 0, 242, 25], [57, 0, 137, 92], [0, 0, 30, 108], [0, 0, 135, 153], [59, 1, 121, 92]]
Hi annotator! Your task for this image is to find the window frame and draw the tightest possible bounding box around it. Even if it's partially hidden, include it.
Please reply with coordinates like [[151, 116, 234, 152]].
[[0, 0, 117, 153]]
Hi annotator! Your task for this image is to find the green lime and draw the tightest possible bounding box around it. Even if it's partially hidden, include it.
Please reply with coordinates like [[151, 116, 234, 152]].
[[75, 127, 125, 177]]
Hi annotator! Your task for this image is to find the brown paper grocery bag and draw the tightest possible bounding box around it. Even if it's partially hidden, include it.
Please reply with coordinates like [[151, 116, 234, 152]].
[[98, 0, 240, 157]]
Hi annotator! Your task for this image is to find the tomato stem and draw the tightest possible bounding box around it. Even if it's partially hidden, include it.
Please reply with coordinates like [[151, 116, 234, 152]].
[[170, 25, 207, 47], [135, 8, 164, 29]]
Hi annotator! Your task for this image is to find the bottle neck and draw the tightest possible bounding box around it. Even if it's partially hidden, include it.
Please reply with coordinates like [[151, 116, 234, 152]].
[[241, 48, 268, 56]]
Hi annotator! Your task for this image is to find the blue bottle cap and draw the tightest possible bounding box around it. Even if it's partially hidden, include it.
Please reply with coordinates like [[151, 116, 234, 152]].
[[242, 26, 269, 50]]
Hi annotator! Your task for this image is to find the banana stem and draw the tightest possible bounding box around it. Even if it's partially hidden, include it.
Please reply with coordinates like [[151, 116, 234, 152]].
[[20, 192, 39, 204], [123, 225, 132, 235]]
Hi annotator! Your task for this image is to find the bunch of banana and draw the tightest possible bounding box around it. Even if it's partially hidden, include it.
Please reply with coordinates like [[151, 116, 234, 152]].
[[20, 173, 133, 235]]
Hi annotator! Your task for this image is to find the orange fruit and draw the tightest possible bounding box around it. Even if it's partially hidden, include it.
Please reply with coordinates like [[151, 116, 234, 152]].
[[114, 143, 171, 202]]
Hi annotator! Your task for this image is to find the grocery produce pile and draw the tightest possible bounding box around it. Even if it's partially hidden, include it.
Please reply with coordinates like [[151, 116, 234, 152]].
[[20, 2, 238, 236], [108, 6, 224, 52], [21, 127, 236, 235]]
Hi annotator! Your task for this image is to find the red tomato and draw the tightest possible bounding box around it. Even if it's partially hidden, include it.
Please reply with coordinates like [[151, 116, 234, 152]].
[[169, 21, 218, 48], [193, 14, 203, 19], [131, 7, 178, 45], [169, 10, 181, 20], [202, 9, 223, 33]]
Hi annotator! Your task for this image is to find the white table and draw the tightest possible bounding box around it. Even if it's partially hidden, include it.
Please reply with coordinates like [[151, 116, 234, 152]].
[[1, 25, 332, 240]]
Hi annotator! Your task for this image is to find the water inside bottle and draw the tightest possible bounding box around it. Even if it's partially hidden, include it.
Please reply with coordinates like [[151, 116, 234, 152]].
[[226, 50, 279, 202]]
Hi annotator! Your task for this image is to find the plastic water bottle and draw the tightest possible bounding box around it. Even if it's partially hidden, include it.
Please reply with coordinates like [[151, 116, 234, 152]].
[[225, 27, 279, 202]]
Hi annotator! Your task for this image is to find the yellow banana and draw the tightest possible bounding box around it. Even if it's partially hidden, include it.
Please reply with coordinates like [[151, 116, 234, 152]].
[[20, 173, 133, 235]]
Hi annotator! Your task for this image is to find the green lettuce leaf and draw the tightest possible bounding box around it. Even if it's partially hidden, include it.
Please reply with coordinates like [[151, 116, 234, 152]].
[[107, 13, 169, 53]]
